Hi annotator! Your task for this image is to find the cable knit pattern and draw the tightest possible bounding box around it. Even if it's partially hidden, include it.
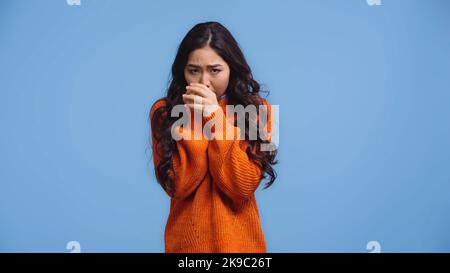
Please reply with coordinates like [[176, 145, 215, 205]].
[[150, 96, 272, 253]]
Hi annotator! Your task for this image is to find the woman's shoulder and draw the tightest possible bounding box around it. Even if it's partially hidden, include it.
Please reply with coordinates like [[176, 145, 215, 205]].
[[261, 97, 271, 106], [255, 96, 272, 111], [150, 97, 168, 118]]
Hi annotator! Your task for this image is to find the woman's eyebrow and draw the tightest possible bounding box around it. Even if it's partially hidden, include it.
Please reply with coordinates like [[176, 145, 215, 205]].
[[187, 64, 223, 68]]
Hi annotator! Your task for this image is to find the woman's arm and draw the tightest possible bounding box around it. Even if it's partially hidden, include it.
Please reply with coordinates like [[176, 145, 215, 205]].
[[150, 100, 209, 200], [205, 100, 272, 207]]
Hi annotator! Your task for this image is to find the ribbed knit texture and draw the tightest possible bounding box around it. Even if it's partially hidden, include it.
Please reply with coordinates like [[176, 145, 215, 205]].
[[150, 95, 272, 253]]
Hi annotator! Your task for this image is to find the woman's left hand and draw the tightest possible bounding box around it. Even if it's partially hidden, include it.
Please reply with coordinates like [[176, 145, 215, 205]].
[[182, 83, 220, 117]]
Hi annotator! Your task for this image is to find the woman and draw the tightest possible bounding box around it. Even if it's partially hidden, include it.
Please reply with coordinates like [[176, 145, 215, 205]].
[[149, 21, 278, 253]]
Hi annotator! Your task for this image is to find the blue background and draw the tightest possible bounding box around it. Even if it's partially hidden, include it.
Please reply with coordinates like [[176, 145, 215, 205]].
[[1, 0, 449, 252]]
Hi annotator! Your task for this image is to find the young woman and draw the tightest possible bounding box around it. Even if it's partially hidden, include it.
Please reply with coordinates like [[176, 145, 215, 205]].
[[149, 21, 278, 253]]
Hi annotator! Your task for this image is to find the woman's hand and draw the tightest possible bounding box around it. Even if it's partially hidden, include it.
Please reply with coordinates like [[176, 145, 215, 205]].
[[182, 83, 220, 117]]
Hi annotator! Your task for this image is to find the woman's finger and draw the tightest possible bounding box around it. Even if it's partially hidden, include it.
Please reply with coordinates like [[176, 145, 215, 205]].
[[185, 103, 204, 113], [183, 94, 204, 104], [186, 85, 209, 98], [190, 83, 210, 91], [188, 84, 218, 106]]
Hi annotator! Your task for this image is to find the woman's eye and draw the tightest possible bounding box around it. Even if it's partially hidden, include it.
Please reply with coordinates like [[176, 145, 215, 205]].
[[189, 69, 198, 74], [211, 69, 221, 74]]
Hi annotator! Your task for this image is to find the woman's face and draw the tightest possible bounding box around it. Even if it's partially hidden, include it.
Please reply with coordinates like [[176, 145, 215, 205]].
[[184, 46, 230, 98]]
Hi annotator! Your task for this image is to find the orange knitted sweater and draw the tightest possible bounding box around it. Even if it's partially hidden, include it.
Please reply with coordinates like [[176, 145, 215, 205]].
[[150, 95, 272, 253]]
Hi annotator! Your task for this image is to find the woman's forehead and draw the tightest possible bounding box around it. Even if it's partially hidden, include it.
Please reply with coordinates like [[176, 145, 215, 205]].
[[187, 47, 227, 65]]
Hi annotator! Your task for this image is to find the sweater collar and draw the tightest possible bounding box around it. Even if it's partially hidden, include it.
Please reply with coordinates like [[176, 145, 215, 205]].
[[217, 93, 228, 106]]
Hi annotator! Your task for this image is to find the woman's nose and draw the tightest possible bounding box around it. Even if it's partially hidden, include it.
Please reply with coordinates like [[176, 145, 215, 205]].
[[199, 75, 211, 88]]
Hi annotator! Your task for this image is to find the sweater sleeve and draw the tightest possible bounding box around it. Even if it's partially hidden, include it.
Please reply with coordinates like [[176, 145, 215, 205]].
[[150, 100, 209, 200], [204, 99, 273, 206]]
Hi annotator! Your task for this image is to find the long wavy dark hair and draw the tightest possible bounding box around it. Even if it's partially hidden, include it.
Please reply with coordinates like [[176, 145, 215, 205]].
[[150, 21, 278, 197]]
